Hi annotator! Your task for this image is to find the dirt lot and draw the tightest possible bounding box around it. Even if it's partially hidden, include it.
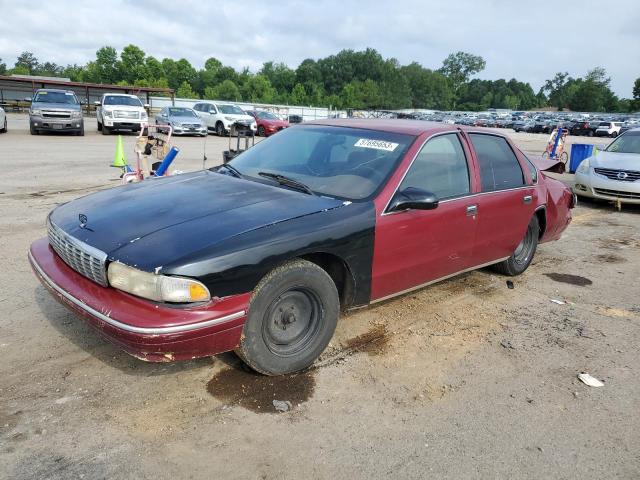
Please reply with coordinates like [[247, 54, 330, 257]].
[[1, 114, 638, 479]]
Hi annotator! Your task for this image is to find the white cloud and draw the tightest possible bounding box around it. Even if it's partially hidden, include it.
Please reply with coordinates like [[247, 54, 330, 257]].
[[0, 0, 637, 96]]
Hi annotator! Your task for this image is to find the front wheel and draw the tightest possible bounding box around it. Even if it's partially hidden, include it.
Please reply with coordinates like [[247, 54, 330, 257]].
[[30, 124, 38, 135], [492, 215, 539, 276], [216, 122, 226, 136], [102, 124, 111, 135], [236, 259, 340, 375], [0, 118, 6, 133], [257, 125, 266, 137]]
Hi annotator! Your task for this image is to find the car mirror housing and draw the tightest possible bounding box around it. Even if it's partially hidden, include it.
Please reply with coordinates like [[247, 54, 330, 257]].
[[94, 101, 101, 106], [388, 187, 439, 212]]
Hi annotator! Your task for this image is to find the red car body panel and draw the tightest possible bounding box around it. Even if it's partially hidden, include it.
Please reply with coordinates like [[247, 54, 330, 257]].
[[247, 111, 289, 136], [29, 238, 249, 361]]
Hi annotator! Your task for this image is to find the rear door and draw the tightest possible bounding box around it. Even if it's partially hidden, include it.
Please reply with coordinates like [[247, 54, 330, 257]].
[[371, 132, 479, 300], [466, 133, 537, 266]]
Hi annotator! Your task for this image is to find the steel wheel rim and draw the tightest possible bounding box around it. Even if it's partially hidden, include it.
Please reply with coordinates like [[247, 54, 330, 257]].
[[514, 225, 534, 265], [262, 287, 322, 357]]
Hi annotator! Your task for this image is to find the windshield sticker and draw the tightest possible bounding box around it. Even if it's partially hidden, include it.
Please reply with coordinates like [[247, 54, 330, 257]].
[[354, 138, 399, 151]]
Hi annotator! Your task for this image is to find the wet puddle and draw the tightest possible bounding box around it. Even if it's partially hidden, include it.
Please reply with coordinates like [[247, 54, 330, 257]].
[[207, 366, 316, 414], [544, 273, 593, 286], [342, 324, 389, 356]]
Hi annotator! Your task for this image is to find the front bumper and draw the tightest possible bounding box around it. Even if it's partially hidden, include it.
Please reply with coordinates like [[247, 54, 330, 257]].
[[29, 238, 249, 362], [104, 119, 146, 130], [172, 125, 207, 135], [574, 170, 640, 204], [30, 115, 83, 132]]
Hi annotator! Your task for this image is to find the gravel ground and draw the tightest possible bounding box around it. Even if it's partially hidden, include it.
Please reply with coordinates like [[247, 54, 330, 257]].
[[0, 113, 638, 479]]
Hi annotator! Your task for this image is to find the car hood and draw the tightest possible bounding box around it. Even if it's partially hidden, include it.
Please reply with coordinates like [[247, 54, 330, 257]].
[[32, 102, 80, 111], [222, 114, 254, 122], [169, 115, 203, 124], [103, 104, 143, 111], [588, 151, 640, 169], [49, 171, 344, 272], [262, 119, 289, 127]]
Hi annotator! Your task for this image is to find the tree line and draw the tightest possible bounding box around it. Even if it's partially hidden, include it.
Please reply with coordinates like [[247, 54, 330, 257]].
[[1, 47, 638, 112]]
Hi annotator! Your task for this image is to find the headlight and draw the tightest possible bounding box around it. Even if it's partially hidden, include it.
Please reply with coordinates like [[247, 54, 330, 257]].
[[71, 111, 82, 118], [104, 110, 113, 118], [141, 111, 148, 120], [251, 123, 257, 129], [224, 116, 235, 122], [107, 262, 211, 303], [30, 109, 42, 115], [576, 158, 590, 174]]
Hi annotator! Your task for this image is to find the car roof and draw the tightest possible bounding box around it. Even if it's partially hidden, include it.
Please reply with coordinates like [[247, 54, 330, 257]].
[[304, 118, 460, 136], [103, 93, 137, 97], [36, 88, 73, 94]]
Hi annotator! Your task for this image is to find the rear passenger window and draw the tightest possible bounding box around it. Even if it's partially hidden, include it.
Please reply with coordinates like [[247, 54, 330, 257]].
[[399, 134, 470, 200], [469, 134, 525, 191]]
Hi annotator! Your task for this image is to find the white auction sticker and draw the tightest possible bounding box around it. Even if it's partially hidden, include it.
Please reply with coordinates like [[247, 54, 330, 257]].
[[354, 138, 399, 151]]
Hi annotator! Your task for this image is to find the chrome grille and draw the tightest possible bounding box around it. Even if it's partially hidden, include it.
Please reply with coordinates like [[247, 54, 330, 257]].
[[594, 168, 640, 182], [114, 110, 139, 119], [47, 220, 108, 286], [43, 110, 71, 119], [593, 188, 640, 200]]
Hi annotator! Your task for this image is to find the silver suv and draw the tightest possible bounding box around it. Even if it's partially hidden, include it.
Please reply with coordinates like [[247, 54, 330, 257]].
[[29, 89, 84, 135]]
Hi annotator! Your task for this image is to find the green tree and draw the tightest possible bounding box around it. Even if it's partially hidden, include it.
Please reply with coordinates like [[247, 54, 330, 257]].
[[0, 58, 6, 75], [15, 51, 39, 73], [632, 77, 640, 111], [119, 44, 147, 83], [289, 83, 307, 105], [204, 80, 241, 101], [241, 74, 276, 103], [176, 80, 199, 99], [400, 62, 453, 109], [93, 46, 119, 83], [438, 51, 486, 105]]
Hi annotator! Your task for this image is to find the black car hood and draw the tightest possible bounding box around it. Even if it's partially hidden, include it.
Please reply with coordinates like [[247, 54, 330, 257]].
[[50, 171, 344, 271]]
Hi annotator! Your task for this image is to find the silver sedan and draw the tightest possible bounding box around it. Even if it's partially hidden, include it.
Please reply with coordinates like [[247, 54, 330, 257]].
[[155, 107, 207, 136], [574, 128, 640, 204]]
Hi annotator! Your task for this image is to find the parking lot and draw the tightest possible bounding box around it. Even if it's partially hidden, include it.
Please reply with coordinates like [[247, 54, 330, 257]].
[[1, 113, 639, 479]]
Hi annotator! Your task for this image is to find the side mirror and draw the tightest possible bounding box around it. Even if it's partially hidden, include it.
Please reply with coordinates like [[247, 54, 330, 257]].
[[388, 187, 439, 212], [144, 103, 150, 109], [595, 144, 605, 151], [94, 101, 101, 106], [24, 97, 32, 102]]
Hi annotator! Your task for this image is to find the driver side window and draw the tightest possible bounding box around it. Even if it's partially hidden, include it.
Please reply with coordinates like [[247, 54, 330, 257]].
[[399, 134, 470, 200]]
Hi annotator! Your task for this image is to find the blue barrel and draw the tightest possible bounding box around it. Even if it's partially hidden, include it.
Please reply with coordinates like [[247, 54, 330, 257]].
[[569, 144, 594, 173]]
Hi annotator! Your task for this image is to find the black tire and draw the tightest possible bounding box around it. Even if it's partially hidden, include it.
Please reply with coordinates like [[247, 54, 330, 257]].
[[216, 122, 225, 136], [492, 216, 539, 276], [587, 130, 594, 137], [77, 123, 85, 136], [257, 125, 266, 137], [102, 124, 110, 135], [611, 131, 618, 138], [236, 259, 340, 376], [30, 124, 38, 135], [0, 117, 6, 133], [97, 120, 102, 131]]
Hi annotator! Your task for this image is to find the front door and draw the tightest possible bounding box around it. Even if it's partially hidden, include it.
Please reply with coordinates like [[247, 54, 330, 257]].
[[371, 133, 479, 301]]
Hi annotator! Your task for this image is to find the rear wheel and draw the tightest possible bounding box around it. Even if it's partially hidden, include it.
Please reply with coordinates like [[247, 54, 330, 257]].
[[236, 259, 339, 376], [587, 130, 594, 137], [492, 216, 539, 276], [611, 131, 618, 138]]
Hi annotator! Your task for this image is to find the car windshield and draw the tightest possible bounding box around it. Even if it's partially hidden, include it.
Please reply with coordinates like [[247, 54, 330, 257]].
[[218, 104, 245, 115], [606, 132, 640, 154], [257, 111, 279, 120], [104, 95, 142, 107], [34, 91, 78, 104], [168, 107, 196, 117], [228, 125, 414, 200]]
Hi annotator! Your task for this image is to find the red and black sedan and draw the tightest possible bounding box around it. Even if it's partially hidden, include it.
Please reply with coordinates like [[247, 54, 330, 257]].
[[29, 120, 574, 375], [246, 110, 289, 136]]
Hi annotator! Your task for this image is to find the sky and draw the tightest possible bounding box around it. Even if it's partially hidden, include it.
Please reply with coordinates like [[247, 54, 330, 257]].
[[0, 0, 638, 97]]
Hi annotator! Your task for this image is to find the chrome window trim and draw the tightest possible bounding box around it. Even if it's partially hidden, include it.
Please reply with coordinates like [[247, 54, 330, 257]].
[[29, 251, 246, 335], [370, 256, 510, 304]]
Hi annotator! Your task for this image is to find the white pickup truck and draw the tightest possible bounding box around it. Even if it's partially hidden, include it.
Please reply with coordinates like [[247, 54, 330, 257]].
[[95, 94, 149, 135]]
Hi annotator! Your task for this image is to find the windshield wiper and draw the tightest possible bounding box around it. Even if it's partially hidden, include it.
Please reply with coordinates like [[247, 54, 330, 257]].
[[258, 172, 316, 196], [214, 163, 243, 178]]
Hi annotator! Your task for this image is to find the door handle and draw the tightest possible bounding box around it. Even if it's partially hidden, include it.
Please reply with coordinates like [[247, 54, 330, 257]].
[[466, 204, 478, 216], [523, 195, 533, 204]]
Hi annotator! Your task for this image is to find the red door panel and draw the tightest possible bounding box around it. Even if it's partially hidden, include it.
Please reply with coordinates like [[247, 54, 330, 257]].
[[471, 188, 537, 265], [371, 198, 477, 300]]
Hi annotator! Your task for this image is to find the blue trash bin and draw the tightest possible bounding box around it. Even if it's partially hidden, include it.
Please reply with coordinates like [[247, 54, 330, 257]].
[[569, 144, 594, 173]]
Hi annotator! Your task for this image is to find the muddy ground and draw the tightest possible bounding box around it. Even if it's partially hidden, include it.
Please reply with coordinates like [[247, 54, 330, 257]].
[[1, 114, 638, 479]]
